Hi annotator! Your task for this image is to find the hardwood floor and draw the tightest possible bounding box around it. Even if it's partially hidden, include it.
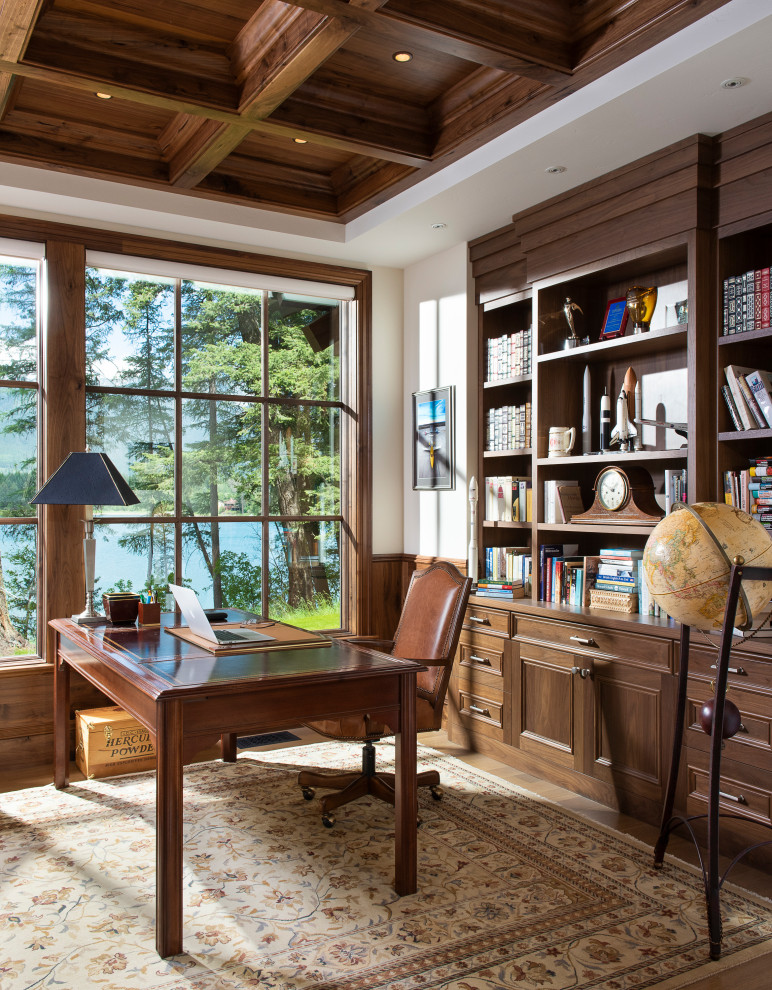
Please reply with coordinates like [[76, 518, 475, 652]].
[[4, 728, 770, 989]]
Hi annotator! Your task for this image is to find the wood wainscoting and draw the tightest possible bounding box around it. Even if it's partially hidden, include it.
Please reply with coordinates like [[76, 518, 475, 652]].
[[370, 554, 467, 640]]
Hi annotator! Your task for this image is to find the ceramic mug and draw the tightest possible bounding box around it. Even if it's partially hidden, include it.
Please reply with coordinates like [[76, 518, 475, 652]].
[[548, 426, 576, 457]]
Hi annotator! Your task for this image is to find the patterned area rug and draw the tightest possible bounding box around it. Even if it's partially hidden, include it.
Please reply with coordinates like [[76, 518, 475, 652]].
[[1, 742, 771, 990]]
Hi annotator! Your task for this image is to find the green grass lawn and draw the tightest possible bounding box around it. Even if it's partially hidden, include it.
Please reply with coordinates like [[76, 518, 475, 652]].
[[272, 601, 340, 631]]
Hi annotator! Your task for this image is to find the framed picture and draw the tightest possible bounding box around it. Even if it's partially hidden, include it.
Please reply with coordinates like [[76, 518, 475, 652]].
[[599, 297, 629, 340], [412, 386, 455, 490]]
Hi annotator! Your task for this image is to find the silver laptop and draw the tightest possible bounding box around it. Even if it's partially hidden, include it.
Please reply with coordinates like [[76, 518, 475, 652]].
[[168, 584, 275, 647]]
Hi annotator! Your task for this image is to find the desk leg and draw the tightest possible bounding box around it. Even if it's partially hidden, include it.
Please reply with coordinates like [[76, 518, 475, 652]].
[[394, 669, 418, 895], [53, 639, 70, 790], [156, 700, 184, 958], [220, 733, 237, 762]]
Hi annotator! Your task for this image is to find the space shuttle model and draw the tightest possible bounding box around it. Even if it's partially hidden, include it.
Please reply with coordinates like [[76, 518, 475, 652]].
[[609, 367, 639, 452]]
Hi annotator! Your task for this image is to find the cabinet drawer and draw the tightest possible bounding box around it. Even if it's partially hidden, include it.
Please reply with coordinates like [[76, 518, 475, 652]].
[[457, 686, 504, 731], [516, 615, 671, 670], [459, 635, 504, 677], [686, 679, 772, 771], [687, 644, 772, 694], [686, 751, 772, 827], [464, 603, 510, 636]]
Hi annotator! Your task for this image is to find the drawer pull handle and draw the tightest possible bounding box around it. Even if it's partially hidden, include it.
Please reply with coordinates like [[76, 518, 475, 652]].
[[710, 664, 747, 676], [719, 790, 747, 805], [470, 654, 491, 665], [570, 635, 596, 647], [468, 615, 489, 625], [738, 722, 748, 733], [468, 703, 490, 717], [571, 666, 591, 679]]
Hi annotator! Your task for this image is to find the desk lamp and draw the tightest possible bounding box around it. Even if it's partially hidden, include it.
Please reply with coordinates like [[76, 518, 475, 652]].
[[31, 451, 140, 625]]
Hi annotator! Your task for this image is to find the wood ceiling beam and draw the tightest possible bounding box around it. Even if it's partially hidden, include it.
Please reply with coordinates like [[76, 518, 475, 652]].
[[0, 0, 46, 118], [0, 54, 429, 167], [161, 0, 385, 189], [282, 0, 572, 84]]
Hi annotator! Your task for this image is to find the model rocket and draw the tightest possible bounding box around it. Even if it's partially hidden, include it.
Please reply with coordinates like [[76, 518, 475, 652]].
[[610, 385, 637, 450]]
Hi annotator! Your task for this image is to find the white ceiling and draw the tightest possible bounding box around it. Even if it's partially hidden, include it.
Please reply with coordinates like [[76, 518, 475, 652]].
[[0, 0, 770, 271]]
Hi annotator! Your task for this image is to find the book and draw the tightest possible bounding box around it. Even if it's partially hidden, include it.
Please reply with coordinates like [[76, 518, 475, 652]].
[[721, 384, 744, 431], [543, 480, 574, 524], [745, 369, 772, 428], [737, 373, 767, 428], [556, 484, 584, 522], [724, 365, 757, 430]]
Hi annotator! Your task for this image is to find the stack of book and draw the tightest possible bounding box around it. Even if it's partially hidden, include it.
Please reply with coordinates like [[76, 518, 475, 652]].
[[588, 548, 643, 614], [721, 365, 772, 431], [486, 402, 532, 450], [485, 546, 532, 593], [485, 327, 532, 381], [722, 266, 771, 335], [724, 458, 772, 533], [484, 476, 532, 522], [474, 578, 525, 601]]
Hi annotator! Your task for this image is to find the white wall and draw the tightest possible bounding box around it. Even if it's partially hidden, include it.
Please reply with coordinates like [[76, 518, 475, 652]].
[[370, 267, 405, 553], [402, 242, 476, 560]]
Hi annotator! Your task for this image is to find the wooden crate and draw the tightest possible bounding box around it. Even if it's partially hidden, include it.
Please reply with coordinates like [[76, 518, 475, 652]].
[[75, 706, 156, 779]]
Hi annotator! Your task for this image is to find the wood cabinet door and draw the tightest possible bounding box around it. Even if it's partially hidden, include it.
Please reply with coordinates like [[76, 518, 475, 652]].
[[583, 657, 667, 804], [515, 641, 580, 770]]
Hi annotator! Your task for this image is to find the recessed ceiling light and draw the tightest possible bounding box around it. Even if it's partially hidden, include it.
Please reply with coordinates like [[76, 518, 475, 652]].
[[393, 51, 413, 62], [95, 92, 112, 100], [721, 77, 748, 89], [293, 137, 308, 144], [545, 165, 567, 174], [431, 222, 447, 230]]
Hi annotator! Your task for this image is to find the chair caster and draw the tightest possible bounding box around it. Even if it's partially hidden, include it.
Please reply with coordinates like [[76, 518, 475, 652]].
[[301, 786, 315, 800], [430, 785, 443, 801], [322, 813, 335, 828]]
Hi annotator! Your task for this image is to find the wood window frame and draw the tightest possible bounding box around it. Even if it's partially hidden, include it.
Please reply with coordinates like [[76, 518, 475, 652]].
[[0, 215, 372, 662]]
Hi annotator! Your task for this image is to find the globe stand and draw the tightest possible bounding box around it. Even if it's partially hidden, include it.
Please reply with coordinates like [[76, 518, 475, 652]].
[[653, 561, 772, 960]]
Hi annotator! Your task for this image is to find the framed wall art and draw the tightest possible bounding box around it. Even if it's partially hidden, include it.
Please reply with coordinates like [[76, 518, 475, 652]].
[[412, 385, 455, 490]]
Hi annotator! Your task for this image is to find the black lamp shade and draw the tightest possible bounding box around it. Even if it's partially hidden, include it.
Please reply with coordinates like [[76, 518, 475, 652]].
[[30, 452, 140, 507]]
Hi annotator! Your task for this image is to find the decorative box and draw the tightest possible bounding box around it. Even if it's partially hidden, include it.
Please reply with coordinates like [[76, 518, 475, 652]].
[[75, 706, 156, 779], [138, 601, 161, 625], [102, 592, 140, 625]]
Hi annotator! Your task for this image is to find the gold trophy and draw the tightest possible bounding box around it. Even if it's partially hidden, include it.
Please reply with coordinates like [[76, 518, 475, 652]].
[[626, 286, 657, 334], [563, 297, 588, 348]]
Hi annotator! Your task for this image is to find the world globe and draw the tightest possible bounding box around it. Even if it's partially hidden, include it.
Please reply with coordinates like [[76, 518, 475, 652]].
[[642, 502, 772, 631]]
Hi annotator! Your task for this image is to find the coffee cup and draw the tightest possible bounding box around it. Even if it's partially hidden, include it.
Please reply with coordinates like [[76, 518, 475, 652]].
[[548, 426, 575, 457]]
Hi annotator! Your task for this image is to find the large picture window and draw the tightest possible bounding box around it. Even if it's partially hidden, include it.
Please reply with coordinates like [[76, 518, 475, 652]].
[[0, 250, 41, 658], [85, 263, 349, 631]]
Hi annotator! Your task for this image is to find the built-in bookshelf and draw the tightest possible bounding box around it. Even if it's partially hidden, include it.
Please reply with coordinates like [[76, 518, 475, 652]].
[[469, 135, 718, 622], [716, 218, 772, 507]]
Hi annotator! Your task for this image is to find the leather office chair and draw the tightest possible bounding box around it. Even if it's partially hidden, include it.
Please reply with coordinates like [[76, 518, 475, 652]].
[[298, 560, 472, 826]]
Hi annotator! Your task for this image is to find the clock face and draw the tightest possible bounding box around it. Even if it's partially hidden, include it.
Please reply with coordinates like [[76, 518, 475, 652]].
[[597, 469, 629, 511]]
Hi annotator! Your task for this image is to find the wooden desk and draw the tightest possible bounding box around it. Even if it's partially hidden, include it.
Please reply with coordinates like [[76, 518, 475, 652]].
[[51, 614, 423, 958]]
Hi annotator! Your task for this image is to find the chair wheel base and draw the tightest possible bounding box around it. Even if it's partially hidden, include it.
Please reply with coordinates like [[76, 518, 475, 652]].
[[301, 786, 315, 800], [322, 813, 335, 828], [430, 785, 443, 801]]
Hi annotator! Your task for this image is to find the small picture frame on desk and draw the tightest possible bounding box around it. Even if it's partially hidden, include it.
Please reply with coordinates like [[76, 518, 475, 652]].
[[412, 385, 455, 490], [599, 297, 629, 340]]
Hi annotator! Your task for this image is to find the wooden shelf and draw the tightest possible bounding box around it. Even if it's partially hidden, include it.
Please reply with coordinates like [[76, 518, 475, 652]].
[[718, 428, 772, 442], [537, 325, 686, 365], [718, 327, 772, 346], [538, 521, 659, 536], [483, 520, 531, 530], [484, 373, 532, 389], [484, 448, 532, 458], [537, 448, 687, 467]]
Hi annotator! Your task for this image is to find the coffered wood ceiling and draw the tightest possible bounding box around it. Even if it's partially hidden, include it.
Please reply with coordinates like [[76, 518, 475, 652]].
[[0, 0, 732, 223]]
